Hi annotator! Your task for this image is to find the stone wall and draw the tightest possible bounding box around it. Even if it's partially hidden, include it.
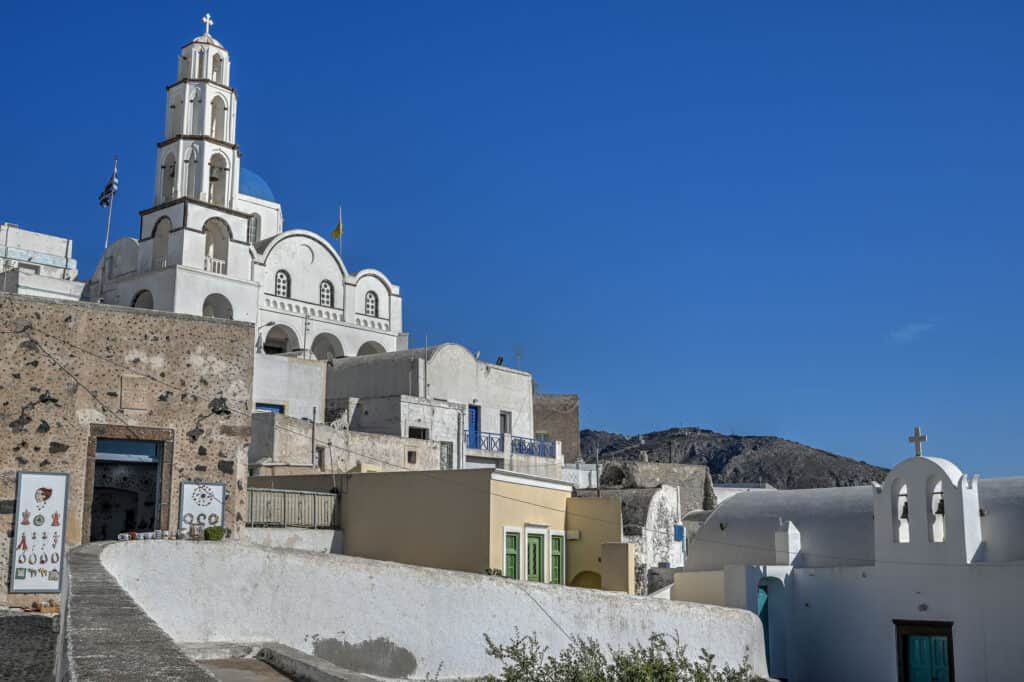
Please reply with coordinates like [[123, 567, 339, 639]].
[[533, 394, 580, 462], [0, 293, 252, 606], [248, 411, 441, 473]]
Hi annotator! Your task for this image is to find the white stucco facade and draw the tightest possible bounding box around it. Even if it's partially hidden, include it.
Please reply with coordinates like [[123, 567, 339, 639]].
[[326, 343, 561, 473], [82, 24, 405, 392], [0, 222, 84, 300], [672, 452, 1024, 682]]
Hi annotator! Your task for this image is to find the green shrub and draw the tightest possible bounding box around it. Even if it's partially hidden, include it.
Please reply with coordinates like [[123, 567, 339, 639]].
[[483, 630, 763, 681], [204, 526, 226, 541]]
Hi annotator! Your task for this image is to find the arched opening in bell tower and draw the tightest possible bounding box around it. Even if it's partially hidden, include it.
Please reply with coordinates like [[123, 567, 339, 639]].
[[212, 54, 225, 84], [151, 218, 171, 270], [203, 218, 229, 274], [209, 154, 229, 206], [160, 154, 176, 202], [185, 147, 200, 199], [211, 96, 228, 141]]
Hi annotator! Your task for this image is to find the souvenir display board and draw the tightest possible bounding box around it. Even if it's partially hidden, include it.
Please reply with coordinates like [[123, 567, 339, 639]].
[[9, 471, 70, 593], [178, 481, 225, 532]]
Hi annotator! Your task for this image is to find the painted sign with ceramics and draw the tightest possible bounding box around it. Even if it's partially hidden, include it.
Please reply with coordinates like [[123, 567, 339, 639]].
[[9, 471, 70, 593], [178, 481, 225, 532]]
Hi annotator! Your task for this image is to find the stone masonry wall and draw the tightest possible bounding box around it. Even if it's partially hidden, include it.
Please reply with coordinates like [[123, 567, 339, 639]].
[[0, 293, 253, 607], [533, 393, 580, 462]]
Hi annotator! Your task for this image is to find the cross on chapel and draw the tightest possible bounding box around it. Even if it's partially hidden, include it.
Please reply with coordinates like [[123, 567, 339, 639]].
[[202, 13, 214, 35], [908, 426, 927, 457]]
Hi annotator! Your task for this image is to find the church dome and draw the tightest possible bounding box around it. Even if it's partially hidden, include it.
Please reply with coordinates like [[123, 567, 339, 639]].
[[239, 168, 276, 201], [189, 33, 223, 48]]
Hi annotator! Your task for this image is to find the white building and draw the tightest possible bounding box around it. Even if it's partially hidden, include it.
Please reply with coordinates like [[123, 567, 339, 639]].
[[672, 433, 1024, 682], [0, 222, 84, 300], [326, 343, 562, 475], [83, 18, 405, 417]]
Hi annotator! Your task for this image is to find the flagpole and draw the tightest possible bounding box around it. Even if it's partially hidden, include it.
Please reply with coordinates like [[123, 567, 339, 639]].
[[98, 156, 118, 303], [103, 157, 118, 252], [337, 203, 343, 259]]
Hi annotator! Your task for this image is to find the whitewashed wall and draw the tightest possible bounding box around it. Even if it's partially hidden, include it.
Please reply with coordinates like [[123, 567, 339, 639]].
[[101, 541, 767, 679]]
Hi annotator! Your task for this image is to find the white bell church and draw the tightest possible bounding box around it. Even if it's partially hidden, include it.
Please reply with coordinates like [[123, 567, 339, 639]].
[[84, 16, 405, 369], [672, 428, 1024, 682]]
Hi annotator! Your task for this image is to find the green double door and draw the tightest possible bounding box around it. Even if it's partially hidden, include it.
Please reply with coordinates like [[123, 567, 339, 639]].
[[527, 534, 545, 582], [906, 635, 950, 682]]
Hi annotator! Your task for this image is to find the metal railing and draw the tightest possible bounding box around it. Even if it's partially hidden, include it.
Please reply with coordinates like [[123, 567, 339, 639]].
[[248, 488, 338, 529], [204, 256, 227, 274], [464, 431, 556, 458], [512, 435, 556, 458], [466, 430, 504, 452]]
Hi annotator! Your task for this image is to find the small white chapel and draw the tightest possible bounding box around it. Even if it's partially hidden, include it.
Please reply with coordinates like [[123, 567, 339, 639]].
[[83, 16, 405, 367], [672, 428, 1024, 682]]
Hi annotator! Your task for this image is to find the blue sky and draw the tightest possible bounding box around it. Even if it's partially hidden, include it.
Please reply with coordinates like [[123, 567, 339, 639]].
[[2, 2, 1022, 476]]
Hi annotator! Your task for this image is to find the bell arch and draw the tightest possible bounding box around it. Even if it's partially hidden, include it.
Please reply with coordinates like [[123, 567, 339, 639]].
[[203, 218, 230, 274], [151, 218, 171, 270], [160, 154, 177, 202], [210, 96, 228, 141], [208, 153, 230, 206]]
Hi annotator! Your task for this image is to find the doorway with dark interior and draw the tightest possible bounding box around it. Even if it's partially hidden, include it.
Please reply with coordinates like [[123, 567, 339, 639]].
[[89, 438, 163, 541]]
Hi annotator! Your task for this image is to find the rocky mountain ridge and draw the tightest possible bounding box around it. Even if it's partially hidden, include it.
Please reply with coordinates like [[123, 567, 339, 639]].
[[580, 427, 888, 490]]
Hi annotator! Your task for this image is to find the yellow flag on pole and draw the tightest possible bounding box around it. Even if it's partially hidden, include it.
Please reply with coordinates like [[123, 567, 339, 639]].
[[331, 204, 343, 239]]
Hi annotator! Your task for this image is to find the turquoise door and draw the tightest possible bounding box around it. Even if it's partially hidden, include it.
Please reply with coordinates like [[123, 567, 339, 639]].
[[906, 635, 950, 682]]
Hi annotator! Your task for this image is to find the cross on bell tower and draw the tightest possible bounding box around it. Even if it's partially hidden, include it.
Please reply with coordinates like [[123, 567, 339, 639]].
[[202, 13, 214, 35], [908, 426, 927, 457]]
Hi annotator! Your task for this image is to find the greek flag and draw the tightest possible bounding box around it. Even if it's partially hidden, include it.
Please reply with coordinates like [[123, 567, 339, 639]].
[[98, 170, 118, 207]]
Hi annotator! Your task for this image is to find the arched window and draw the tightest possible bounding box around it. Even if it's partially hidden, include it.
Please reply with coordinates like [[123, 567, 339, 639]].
[[203, 218, 229, 275], [895, 482, 910, 544], [185, 146, 200, 199], [275, 270, 291, 298], [151, 218, 171, 270], [212, 54, 224, 84], [246, 214, 260, 244], [320, 281, 334, 307], [928, 478, 946, 543], [208, 153, 229, 206], [210, 96, 228, 141], [160, 154, 176, 202], [365, 291, 378, 317]]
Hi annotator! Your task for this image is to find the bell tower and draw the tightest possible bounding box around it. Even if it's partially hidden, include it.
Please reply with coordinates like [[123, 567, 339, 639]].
[[154, 13, 240, 208]]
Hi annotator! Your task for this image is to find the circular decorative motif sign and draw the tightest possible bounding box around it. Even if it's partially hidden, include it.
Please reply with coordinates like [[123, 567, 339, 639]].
[[33, 515, 45, 526], [191, 485, 216, 507]]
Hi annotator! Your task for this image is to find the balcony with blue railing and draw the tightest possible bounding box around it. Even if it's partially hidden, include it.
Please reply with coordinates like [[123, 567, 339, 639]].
[[466, 430, 504, 452], [465, 431, 556, 459]]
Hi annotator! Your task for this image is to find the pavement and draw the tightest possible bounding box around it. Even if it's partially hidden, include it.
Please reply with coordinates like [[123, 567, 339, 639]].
[[65, 542, 215, 680], [0, 609, 58, 682], [201, 658, 294, 681]]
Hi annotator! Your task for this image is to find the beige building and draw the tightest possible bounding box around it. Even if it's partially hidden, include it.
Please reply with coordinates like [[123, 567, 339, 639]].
[[250, 468, 635, 591]]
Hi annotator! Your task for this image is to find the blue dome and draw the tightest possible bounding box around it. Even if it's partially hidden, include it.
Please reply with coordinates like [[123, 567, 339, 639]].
[[238, 168, 276, 202]]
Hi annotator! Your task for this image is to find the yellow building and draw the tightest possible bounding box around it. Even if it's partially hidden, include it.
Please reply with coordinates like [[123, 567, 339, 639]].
[[250, 468, 634, 590]]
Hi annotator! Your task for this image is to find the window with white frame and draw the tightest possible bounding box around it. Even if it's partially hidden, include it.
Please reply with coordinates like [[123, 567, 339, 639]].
[[365, 291, 378, 317], [275, 270, 291, 298], [320, 280, 334, 307]]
